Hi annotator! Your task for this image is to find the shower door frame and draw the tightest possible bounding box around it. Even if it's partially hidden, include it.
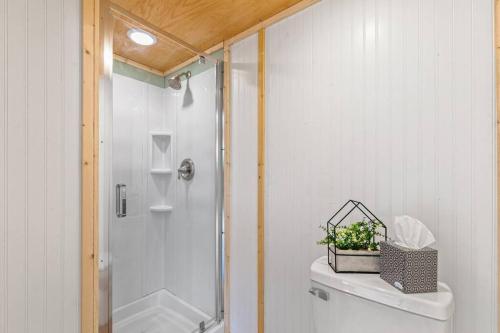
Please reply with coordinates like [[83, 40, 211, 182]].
[[82, 2, 228, 332], [99, 49, 226, 333], [101, 60, 225, 333]]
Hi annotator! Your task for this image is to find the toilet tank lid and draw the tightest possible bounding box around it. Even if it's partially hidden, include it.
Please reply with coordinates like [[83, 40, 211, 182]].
[[310, 256, 454, 321]]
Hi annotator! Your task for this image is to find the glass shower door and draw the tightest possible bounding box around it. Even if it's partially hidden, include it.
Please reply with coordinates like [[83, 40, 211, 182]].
[[107, 60, 223, 333]]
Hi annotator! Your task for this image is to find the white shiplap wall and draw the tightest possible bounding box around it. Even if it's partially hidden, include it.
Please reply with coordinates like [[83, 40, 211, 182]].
[[0, 0, 81, 332], [262, 0, 496, 332], [229, 35, 259, 333]]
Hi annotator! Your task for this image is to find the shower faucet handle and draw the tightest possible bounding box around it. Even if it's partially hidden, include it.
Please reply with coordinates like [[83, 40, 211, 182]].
[[177, 158, 195, 180], [177, 165, 188, 179]]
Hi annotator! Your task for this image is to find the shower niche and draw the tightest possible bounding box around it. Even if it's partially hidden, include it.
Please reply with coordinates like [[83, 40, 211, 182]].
[[149, 131, 174, 214], [150, 131, 173, 175]]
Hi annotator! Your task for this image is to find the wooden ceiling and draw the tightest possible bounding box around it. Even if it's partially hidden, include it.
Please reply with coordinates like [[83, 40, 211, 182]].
[[111, 0, 307, 74]]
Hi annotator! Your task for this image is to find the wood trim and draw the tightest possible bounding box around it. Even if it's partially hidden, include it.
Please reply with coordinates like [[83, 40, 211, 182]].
[[113, 54, 164, 76], [223, 42, 232, 333], [82, 0, 100, 332], [226, 0, 319, 46], [163, 42, 224, 77], [109, 3, 217, 63], [257, 29, 266, 333], [496, 0, 500, 331]]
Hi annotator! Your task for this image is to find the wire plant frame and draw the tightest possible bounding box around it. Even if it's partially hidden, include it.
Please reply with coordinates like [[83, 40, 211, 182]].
[[326, 200, 387, 273]]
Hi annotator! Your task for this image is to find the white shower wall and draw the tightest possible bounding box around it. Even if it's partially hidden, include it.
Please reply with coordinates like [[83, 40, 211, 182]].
[[112, 66, 217, 317], [164, 67, 217, 317], [112, 74, 169, 308]]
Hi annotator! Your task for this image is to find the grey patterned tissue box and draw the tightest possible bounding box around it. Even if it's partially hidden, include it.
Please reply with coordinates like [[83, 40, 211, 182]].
[[380, 241, 438, 294]]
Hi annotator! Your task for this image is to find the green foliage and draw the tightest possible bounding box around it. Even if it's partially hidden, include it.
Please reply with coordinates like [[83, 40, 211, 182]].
[[318, 220, 383, 251]]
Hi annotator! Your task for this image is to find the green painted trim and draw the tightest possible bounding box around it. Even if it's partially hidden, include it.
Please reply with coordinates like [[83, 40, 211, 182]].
[[113, 48, 224, 88], [113, 59, 165, 88]]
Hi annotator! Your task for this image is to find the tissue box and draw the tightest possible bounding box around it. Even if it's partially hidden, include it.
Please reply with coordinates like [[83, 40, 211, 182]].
[[380, 241, 437, 294]]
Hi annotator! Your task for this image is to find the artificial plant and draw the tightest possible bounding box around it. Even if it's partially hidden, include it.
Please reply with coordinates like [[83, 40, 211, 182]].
[[318, 219, 383, 251]]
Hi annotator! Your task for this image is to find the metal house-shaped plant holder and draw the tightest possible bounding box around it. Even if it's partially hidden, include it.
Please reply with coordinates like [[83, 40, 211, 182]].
[[327, 200, 387, 273]]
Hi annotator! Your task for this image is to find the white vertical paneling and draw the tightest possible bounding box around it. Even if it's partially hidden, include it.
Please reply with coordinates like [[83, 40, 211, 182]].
[[452, 0, 473, 330], [229, 35, 259, 333], [238, 0, 497, 332], [435, 0, 455, 311], [0, 0, 81, 331], [0, 0, 6, 330], [62, 0, 81, 329], [27, 0, 47, 332], [6, 1, 28, 333], [46, 0, 64, 330], [471, 0, 496, 328], [420, 0, 439, 253], [265, 8, 317, 333]]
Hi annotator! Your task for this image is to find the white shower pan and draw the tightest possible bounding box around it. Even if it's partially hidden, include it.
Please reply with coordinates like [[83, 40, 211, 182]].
[[113, 290, 223, 333]]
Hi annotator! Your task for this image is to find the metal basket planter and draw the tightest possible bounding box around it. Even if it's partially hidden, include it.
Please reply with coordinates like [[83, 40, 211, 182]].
[[326, 200, 387, 273]]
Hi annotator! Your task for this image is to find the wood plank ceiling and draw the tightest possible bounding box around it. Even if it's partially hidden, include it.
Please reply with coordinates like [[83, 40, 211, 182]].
[[112, 0, 304, 74]]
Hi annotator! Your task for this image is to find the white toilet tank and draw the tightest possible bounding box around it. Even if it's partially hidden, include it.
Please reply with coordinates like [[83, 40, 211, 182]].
[[310, 257, 454, 333]]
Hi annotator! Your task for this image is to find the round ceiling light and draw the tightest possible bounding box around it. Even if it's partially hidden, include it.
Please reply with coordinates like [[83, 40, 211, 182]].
[[127, 28, 157, 46]]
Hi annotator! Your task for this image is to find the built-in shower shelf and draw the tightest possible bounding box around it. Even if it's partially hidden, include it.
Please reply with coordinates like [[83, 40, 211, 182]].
[[150, 168, 173, 175], [150, 205, 173, 213], [150, 130, 172, 137], [150, 130, 172, 173]]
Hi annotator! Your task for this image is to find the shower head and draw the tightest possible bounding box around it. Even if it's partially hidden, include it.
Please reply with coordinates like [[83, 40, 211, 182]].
[[167, 71, 191, 90], [167, 77, 182, 90]]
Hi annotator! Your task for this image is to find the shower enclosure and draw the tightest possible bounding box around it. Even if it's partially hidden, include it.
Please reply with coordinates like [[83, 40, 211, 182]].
[[99, 60, 225, 333]]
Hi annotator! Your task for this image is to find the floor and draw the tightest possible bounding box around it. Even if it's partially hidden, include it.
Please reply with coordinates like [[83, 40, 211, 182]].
[[113, 289, 223, 333]]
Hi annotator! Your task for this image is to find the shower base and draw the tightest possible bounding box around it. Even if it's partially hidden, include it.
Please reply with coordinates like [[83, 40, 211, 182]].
[[113, 289, 223, 333]]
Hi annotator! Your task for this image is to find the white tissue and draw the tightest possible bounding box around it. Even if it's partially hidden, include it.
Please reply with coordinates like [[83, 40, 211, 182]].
[[393, 215, 436, 250]]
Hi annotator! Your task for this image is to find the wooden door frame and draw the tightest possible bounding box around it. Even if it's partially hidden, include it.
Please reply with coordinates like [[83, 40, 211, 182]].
[[81, 0, 101, 332], [80, 1, 389, 333], [81, 2, 234, 332]]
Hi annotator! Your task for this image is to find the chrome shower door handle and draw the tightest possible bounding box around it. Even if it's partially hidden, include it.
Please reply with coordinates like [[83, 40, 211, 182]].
[[116, 184, 127, 217]]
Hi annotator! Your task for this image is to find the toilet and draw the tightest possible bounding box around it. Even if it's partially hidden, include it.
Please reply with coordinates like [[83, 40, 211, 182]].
[[310, 257, 455, 333]]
